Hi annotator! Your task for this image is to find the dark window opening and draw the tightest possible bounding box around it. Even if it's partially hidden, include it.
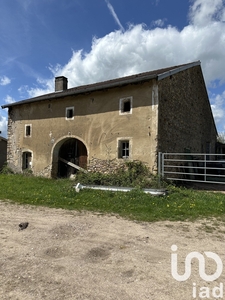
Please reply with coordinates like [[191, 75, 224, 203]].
[[120, 97, 132, 114], [25, 125, 31, 136], [123, 100, 131, 113], [22, 152, 32, 169], [66, 108, 74, 119]]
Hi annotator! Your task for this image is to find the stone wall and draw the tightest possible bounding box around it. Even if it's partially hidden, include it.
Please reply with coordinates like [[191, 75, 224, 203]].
[[29, 158, 125, 177], [158, 65, 217, 154], [6, 108, 23, 173], [5, 110, 13, 169], [36, 164, 52, 177], [87, 157, 126, 174]]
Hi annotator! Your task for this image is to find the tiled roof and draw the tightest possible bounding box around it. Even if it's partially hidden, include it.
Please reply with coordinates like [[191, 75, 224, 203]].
[[1, 61, 200, 108]]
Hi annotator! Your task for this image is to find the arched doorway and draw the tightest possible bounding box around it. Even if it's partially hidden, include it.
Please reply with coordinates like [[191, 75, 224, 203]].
[[52, 138, 87, 178]]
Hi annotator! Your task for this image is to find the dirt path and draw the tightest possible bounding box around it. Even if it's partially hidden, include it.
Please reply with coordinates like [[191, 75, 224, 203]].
[[1, 200, 225, 300]]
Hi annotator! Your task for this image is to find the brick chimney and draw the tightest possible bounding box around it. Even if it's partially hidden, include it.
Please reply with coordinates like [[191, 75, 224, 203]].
[[55, 76, 68, 92]]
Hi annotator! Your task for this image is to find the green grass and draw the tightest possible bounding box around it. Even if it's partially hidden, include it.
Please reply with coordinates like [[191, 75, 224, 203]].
[[0, 174, 225, 222]]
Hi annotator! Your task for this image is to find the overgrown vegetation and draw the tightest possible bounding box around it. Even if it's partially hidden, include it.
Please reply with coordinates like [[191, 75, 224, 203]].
[[76, 161, 167, 189], [0, 163, 225, 222], [0, 164, 14, 175]]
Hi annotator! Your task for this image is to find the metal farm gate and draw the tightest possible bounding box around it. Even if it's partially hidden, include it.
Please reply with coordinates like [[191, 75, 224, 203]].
[[158, 152, 225, 185]]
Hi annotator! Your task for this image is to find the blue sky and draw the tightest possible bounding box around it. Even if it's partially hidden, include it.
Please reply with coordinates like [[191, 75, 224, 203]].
[[0, 0, 225, 138]]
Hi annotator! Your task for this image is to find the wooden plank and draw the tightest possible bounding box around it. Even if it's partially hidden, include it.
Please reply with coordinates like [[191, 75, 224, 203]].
[[59, 157, 87, 173]]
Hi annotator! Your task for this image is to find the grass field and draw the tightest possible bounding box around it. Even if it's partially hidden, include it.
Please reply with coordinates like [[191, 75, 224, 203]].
[[0, 173, 225, 222]]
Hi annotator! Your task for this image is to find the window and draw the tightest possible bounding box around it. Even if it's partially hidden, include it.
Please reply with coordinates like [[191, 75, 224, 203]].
[[119, 97, 132, 114], [66, 107, 74, 120], [25, 125, 32, 137], [118, 140, 130, 159], [123, 100, 131, 112], [22, 152, 32, 169]]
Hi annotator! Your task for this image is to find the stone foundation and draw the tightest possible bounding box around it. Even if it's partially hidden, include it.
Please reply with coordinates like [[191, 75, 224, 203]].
[[87, 157, 126, 174], [36, 164, 52, 178]]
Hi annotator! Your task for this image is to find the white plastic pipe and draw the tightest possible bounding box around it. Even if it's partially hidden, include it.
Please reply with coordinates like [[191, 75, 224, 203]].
[[75, 183, 166, 196]]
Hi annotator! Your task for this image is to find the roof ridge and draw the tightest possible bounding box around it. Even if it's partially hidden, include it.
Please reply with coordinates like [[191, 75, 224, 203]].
[[1, 61, 201, 108]]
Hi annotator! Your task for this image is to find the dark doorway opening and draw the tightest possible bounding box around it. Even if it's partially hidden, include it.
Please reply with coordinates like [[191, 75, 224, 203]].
[[58, 138, 87, 178], [22, 152, 32, 170]]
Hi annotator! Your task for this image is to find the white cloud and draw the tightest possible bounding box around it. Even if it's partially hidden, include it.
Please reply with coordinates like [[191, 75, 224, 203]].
[[188, 0, 225, 26], [210, 90, 225, 128], [18, 0, 225, 132], [0, 114, 7, 138], [37, 0, 223, 90], [24, 0, 225, 90], [26, 85, 53, 98], [105, 0, 124, 32], [49, 19, 225, 88], [4, 95, 16, 104], [21, 77, 54, 98], [0, 76, 11, 86], [152, 19, 166, 27], [211, 103, 224, 121]]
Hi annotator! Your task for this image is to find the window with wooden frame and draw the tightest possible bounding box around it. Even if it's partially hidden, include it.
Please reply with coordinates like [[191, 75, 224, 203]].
[[119, 97, 132, 114], [118, 140, 130, 159]]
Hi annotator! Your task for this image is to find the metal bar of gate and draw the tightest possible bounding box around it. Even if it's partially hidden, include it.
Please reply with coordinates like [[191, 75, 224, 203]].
[[161, 153, 165, 177], [158, 152, 225, 185], [204, 154, 206, 182], [158, 152, 161, 178]]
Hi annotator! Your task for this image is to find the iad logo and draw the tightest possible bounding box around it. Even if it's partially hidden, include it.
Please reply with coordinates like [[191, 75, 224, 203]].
[[171, 245, 224, 299], [171, 245, 223, 281]]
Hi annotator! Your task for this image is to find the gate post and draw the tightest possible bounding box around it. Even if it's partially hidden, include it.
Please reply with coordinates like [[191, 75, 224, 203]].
[[157, 152, 162, 187], [158, 152, 162, 177]]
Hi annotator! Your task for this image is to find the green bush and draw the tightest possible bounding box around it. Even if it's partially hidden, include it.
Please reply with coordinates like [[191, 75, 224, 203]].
[[0, 164, 14, 175], [75, 160, 166, 189], [22, 169, 33, 177]]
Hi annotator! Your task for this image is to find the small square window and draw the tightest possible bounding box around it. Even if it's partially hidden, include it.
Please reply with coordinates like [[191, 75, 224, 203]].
[[25, 125, 31, 137], [66, 107, 74, 120], [123, 100, 131, 112], [119, 97, 132, 115], [118, 140, 130, 159]]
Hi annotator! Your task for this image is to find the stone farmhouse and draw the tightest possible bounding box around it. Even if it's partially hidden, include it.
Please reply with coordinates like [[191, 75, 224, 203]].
[[1, 61, 217, 178]]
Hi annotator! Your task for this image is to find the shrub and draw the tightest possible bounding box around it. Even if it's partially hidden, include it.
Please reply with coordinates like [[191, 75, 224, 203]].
[[22, 169, 33, 177], [75, 160, 166, 188], [0, 164, 14, 175]]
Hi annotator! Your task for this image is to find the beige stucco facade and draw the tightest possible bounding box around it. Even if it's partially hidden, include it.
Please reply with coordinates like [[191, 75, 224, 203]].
[[6, 80, 159, 177], [2, 61, 217, 177]]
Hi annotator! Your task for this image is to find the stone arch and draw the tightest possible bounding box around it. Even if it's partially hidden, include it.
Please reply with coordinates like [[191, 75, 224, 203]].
[[51, 136, 88, 178]]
